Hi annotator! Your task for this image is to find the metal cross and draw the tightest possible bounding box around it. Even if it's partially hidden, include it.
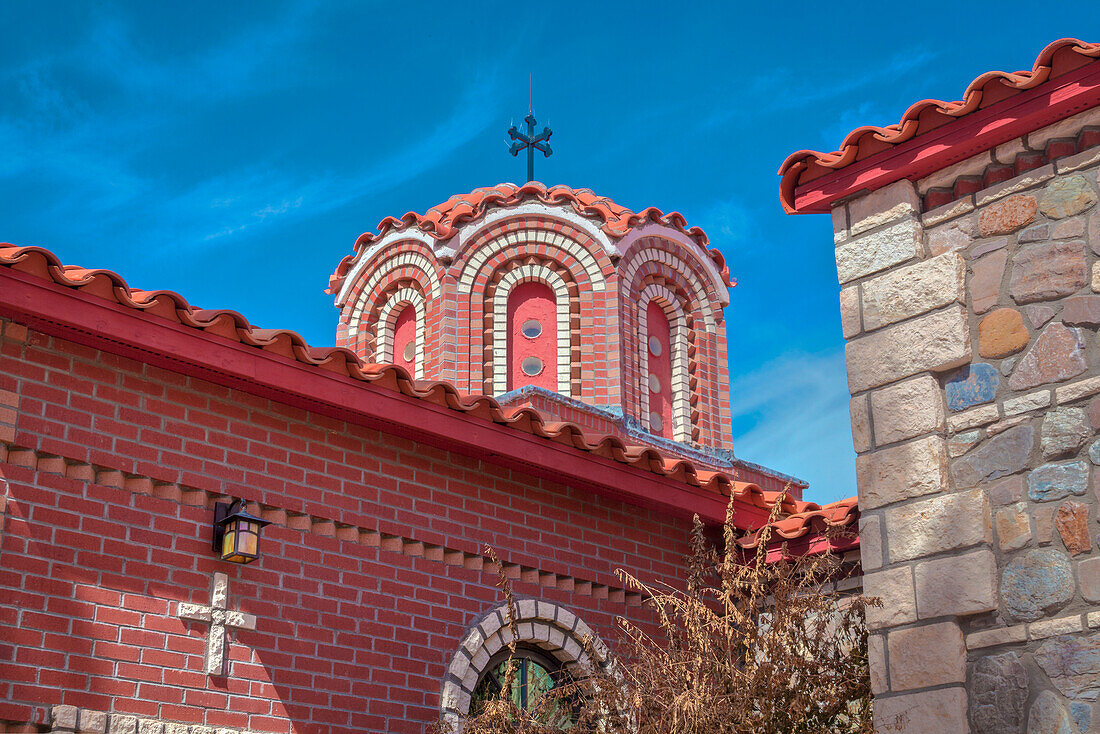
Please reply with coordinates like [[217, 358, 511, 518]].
[[177, 572, 257, 676], [508, 112, 553, 183]]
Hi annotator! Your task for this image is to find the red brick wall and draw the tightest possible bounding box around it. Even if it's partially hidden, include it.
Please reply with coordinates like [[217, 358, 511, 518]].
[[0, 322, 687, 732]]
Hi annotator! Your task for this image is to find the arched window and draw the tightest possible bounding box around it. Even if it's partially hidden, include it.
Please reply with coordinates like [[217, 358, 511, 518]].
[[375, 287, 426, 379], [507, 281, 557, 392], [638, 284, 690, 442], [392, 304, 417, 375], [471, 647, 575, 725], [646, 300, 673, 439]]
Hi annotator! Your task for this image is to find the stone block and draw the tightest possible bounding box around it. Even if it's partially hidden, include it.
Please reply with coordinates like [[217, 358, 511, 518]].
[[860, 252, 964, 330], [978, 308, 1030, 358], [873, 687, 968, 733], [947, 404, 1000, 432], [838, 286, 861, 339], [849, 179, 921, 236], [1053, 216, 1086, 238], [969, 248, 1008, 314], [864, 565, 916, 630], [1092, 211, 1100, 255], [971, 236, 1009, 258], [1003, 390, 1051, 416], [1039, 174, 1098, 219], [77, 710, 107, 734], [1056, 376, 1100, 404], [1029, 690, 1075, 734], [849, 395, 871, 453], [996, 502, 1032, 551], [914, 548, 998, 618], [886, 487, 992, 562], [1008, 322, 1087, 391], [107, 717, 137, 734], [945, 363, 998, 411], [1078, 557, 1100, 603], [845, 306, 971, 392], [868, 633, 887, 695], [1034, 632, 1100, 700], [858, 512, 883, 571], [835, 217, 922, 284], [979, 194, 1037, 236], [1028, 460, 1090, 502], [927, 216, 973, 255], [966, 624, 1027, 649], [869, 375, 944, 445], [1054, 500, 1090, 555], [887, 621, 966, 691], [51, 705, 78, 731], [951, 424, 1033, 488], [1036, 505, 1055, 545], [1040, 407, 1091, 459], [1094, 261, 1100, 292], [1001, 548, 1074, 621], [987, 474, 1025, 505], [1020, 223, 1052, 242], [831, 205, 848, 243], [1029, 615, 1084, 640], [1009, 240, 1088, 304], [947, 429, 981, 457], [1026, 303, 1056, 327], [857, 436, 949, 510], [970, 652, 1029, 734]]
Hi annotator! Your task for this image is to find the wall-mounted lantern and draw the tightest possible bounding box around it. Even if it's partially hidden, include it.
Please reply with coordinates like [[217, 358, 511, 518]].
[[212, 499, 271, 564]]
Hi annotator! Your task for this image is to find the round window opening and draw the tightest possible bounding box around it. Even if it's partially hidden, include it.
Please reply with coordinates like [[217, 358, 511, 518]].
[[648, 336, 662, 357], [521, 319, 543, 339], [649, 374, 661, 393], [521, 356, 544, 376], [402, 341, 416, 362], [472, 647, 576, 726], [650, 412, 663, 432]]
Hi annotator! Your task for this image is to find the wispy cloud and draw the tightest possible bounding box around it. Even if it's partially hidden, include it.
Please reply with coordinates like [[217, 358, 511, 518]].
[[1, 3, 506, 251], [700, 45, 939, 131], [728, 348, 855, 504]]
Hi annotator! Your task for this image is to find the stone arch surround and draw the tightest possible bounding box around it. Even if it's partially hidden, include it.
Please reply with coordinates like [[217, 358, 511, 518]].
[[439, 600, 611, 725]]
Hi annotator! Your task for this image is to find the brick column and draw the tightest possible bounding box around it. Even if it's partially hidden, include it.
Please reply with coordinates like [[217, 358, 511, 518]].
[[834, 180, 985, 731]]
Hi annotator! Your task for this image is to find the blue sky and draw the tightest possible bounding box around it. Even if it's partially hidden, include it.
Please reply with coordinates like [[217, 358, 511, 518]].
[[2, 2, 1097, 504]]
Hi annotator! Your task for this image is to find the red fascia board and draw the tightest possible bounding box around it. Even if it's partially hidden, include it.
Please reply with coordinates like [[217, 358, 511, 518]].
[[792, 60, 1100, 214], [0, 267, 769, 529]]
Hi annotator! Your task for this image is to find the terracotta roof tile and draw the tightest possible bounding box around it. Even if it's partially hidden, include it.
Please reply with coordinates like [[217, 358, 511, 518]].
[[328, 182, 731, 294], [736, 497, 860, 551], [0, 244, 803, 518], [778, 38, 1100, 213]]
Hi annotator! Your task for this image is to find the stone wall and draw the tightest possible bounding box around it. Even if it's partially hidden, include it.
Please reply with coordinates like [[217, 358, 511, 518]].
[[834, 109, 1100, 733]]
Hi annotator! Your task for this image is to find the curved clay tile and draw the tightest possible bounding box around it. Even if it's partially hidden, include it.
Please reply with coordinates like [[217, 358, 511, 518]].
[[778, 38, 1100, 212], [0, 243, 850, 544], [329, 182, 731, 295]]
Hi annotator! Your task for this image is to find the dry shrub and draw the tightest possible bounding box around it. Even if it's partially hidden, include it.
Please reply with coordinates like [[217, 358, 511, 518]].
[[442, 495, 878, 734]]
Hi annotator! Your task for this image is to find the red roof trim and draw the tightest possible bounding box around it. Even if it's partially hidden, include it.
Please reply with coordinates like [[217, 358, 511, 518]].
[[0, 245, 832, 532], [328, 182, 732, 294], [779, 38, 1100, 214]]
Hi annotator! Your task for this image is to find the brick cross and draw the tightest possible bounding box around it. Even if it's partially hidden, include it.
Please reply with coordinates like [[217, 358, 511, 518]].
[[177, 572, 256, 675]]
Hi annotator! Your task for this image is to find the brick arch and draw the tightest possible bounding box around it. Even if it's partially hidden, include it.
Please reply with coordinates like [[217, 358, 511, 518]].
[[484, 259, 577, 397], [439, 600, 611, 726], [618, 238, 720, 330], [454, 216, 612, 294], [348, 279, 428, 366], [637, 284, 691, 443], [342, 242, 441, 327], [376, 288, 426, 379]]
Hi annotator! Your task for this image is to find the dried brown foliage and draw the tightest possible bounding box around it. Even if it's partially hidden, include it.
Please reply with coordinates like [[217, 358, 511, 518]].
[[441, 495, 877, 734]]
